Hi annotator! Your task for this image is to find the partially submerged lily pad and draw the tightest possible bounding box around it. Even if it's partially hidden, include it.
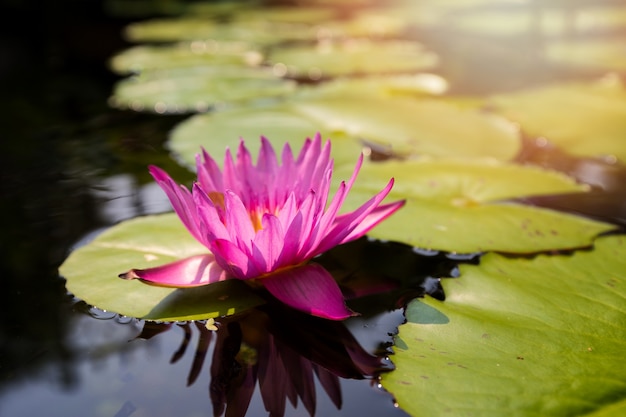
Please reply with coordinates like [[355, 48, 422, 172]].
[[382, 234, 626, 416], [110, 66, 296, 113], [490, 78, 626, 163], [338, 158, 615, 253], [60, 214, 265, 321]]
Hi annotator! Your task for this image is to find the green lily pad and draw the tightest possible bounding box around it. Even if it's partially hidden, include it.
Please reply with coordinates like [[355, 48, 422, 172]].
[[168, 105, 364, 170], [59, 214, 265, 321], [289, 92, 520, 160], [233, 5, 338, 24], [267, 39, 438, 78], [300, 73, 449, 97], [166, 85, 517, 171], [490, 78, 626, 163], [110, 66, 296, 113], [109, 43, 263, 74], [337, 158, 615, 253], [382, 234, 626, 417], [125, 16, 319, 44]]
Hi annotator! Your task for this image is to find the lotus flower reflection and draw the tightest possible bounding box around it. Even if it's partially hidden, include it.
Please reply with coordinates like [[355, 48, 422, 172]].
[[120, 134, 404, 319]]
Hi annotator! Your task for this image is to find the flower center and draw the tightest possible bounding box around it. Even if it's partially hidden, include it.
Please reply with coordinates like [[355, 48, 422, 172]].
[[208, 191, 225, 209], [250, 211, 264, 232]]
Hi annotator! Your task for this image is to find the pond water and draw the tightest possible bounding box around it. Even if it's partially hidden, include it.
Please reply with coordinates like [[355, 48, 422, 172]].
[[1, 1, 625, 416]]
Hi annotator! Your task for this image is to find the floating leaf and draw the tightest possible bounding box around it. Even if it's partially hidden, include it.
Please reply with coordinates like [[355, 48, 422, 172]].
[[382, 234, 626, 417], [60, 214, 265, 321], [110, 66, 296, 113], [337, 158, 615, 253], [168, 105, 364, 169], [109, 43, 262, 74], [125, 16, 318, 44], [267, 39, 438, 78], [233, 5, 338, 24], [301, 73, 449, 97], [167, 88, 518, 170], [314, 9, 410, 39], [490, 78, 626, 163], [290, 92, 520, 160]]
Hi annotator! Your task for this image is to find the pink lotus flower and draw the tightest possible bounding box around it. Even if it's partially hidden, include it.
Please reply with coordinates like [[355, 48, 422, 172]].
[[120, 134, 404, 319]]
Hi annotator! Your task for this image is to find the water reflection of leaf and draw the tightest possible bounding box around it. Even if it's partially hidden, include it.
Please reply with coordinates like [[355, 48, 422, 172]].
[[137, 302, 393, 417]]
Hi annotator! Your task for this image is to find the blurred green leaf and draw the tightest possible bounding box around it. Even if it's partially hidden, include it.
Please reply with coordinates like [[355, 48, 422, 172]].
[[267, 39, 438, 78], [110, 43, 262, 74], [110, 66, 296, 113]]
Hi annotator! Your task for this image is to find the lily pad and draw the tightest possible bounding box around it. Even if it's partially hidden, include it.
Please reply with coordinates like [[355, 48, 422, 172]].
[[382, 234, 626, 417], [267, 39, 438, 78], [337, 158, 615, 253], [490, 78, 626, 163], [109, 43, 263, 74], [313, 9, 410, 39], [125, 17, 319, 44], [59, 214, 265, 321], [301, 73, 449, 97], [233, 5, 338, 24], [110, 66, 296, 113], [289, 92, 520, 160], [168, 105, 364, 170]]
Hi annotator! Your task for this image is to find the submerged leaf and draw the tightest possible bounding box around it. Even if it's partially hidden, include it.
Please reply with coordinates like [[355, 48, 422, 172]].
[[382, 234, 626, 417]]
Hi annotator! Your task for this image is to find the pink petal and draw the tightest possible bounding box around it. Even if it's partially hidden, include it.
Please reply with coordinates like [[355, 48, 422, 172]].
[[196, 148, 223, 192], [257, 136, 279, 176], [191, 183, 229, 240], [276, 211, 303, 266], [211, 238, 260, 279], [118, 254, 227, 287], [262, 264, 356, 320], [223, 190, 256, 251], [316, 178, 396, 254], [309, 153, 363, 251], [336, 200, 405, 244], [252, 214, 285, 272], [149, 165, 208, 247]]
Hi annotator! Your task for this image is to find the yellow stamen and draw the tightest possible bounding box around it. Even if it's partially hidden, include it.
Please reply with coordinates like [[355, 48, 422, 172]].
[[250, 212, 264, 232], [208, 191, 225, 209]]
